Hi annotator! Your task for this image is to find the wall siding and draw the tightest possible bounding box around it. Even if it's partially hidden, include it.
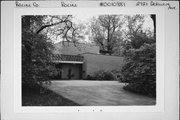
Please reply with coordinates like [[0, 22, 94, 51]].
[[82, 53, 125, 77]]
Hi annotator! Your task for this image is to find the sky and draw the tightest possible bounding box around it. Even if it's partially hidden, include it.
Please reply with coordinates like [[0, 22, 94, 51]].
[[74, 14, 153, 42], [54, 14, 154, 43], [73, 14, 153, 30]]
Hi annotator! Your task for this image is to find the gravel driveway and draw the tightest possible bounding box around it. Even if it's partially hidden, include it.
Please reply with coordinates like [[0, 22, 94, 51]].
[[44, 80, 156, 106]]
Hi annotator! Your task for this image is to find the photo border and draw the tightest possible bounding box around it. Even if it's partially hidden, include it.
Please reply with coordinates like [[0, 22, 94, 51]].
[[13, 7, 165, 113]]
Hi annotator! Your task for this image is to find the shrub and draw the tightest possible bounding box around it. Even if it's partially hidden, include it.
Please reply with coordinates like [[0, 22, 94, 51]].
[[22, 16, 55, 87], [86, 70, 118, 80], [120, 43, 156, 97]]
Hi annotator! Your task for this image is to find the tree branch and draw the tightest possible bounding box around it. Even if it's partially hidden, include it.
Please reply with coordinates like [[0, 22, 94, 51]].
[[36, 15, 71, 34]]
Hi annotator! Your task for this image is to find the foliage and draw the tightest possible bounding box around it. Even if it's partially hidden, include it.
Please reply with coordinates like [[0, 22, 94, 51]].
[[22, 15, 84, 86], [22, 30, 55, 86], [122, 33, 155, 56], [40, 15, 84, 43], [22, 16, 57, 86], [124, 15, 145, 38], [120, 42, 156, 97], [89, 15, 154, 56], [22, 84, 80, 106], [118, 15, 156, 97], [90, 15, 123, 55], [87, 70, 118, 80]]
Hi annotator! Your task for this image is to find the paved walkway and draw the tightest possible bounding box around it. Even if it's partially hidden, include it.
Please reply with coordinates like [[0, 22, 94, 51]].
[[44, 80, 156, 106]]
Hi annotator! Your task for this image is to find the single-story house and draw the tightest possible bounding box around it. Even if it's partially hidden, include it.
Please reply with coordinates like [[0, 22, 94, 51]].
[[52, 41, 124, 80]]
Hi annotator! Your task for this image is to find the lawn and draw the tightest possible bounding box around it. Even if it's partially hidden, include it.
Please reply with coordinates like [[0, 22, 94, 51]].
[[22, 84, 80, 106]]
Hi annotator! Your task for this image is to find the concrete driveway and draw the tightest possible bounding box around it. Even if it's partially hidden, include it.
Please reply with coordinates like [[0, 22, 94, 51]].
[[44, 80, 156, 106]]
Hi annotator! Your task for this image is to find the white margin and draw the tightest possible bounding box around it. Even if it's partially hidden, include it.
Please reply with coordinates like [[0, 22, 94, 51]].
[[14, 7, 165, 113]]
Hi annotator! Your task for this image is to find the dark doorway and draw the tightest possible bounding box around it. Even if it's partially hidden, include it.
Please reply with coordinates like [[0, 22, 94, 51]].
[[53, 63, 83, 80], [67, 68, 74, 79]]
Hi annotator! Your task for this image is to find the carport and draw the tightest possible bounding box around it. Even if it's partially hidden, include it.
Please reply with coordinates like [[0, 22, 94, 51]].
[[52, 54, 84, 80]]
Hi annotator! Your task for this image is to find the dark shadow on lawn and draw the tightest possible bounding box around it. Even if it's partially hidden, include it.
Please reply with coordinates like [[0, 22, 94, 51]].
[[22, 84, 80, 106]]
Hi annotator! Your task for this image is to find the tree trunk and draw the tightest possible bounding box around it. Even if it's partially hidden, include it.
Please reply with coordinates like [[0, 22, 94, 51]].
[[150, 15, 156, 39]]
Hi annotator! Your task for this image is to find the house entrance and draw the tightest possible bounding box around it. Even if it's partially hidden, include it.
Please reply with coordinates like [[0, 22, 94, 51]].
[[67, 68, 73, 79], [54, 63, 83, 80]]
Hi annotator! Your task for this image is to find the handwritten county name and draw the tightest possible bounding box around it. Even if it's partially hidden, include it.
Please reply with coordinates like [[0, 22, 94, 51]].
[[15, 1, 39, 7]]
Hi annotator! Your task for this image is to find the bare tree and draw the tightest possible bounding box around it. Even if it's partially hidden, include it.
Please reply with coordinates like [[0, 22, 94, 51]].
[[90, 15, 123, 55], [122, 15, 156, 49], [124, 15, 145, 40], [36, 15, 83, 45]]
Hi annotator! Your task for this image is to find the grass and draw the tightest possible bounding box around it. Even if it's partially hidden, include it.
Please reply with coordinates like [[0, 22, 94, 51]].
[[123, 83, 156, 98], [22, 84, 80, 106]]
